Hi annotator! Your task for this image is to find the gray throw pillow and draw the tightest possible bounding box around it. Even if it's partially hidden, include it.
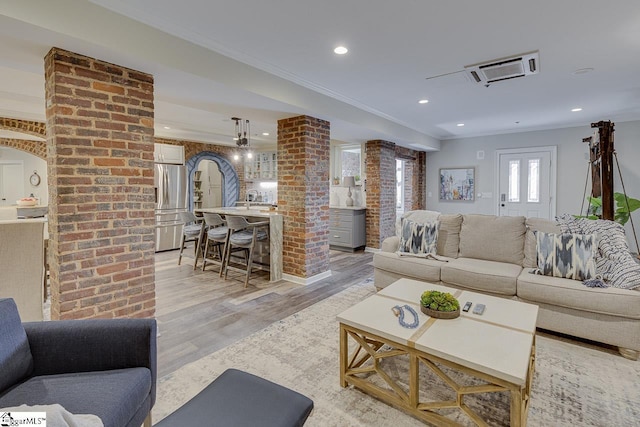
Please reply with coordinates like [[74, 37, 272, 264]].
[[398, 219, 439, 257], [536, 231, 597, 280]]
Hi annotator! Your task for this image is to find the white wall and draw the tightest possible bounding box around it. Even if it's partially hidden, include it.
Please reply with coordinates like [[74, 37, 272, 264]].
[[0, 147, 48, 205], [425, 120, 640, 246]]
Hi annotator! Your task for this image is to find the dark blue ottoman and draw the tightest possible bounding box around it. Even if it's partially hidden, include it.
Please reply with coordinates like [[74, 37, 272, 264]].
[[155, 369, 313, 427]]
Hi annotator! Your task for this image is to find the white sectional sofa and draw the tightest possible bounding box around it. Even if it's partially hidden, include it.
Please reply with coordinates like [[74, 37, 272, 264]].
[[373, 212, 640, 360]]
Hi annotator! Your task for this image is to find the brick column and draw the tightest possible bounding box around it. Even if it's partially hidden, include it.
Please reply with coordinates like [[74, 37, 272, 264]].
[[45, 48, 155, 320], [277, 115, 330, 281], [417, 151, 427, 209], [365, 140, 396, 249]]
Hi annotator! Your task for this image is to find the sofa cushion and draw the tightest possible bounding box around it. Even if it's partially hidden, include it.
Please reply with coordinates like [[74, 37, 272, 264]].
[[0, 298, 33, 395], [398, 219, 438, 257], [440, 258, 522, 296], [0, 368, 151, 427], [459, 214, 526, 265], [381, 236, 400, 253], [523, 217, 561, 268], [373, 252, 442, 283], [436, 214, 463, 258], [536, 232, 598, 280], [517, 270, 640, 319]]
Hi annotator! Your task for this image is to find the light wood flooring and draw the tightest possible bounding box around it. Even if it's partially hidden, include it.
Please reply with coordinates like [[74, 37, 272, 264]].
[[155, 246, 374, 378]]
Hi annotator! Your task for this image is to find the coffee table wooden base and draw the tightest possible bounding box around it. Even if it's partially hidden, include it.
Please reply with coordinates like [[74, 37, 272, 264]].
[[340, 324, 535, 427]]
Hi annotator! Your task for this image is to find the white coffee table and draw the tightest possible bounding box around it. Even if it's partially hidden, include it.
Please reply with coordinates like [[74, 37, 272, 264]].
[[337, 278, 538, 426]]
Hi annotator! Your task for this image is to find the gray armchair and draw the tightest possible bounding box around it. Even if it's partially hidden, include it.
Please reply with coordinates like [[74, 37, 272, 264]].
[[0, 298, 156, 427]]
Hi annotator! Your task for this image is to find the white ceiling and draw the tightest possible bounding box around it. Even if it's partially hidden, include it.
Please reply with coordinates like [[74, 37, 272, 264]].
[[1, 0, 640, 151]]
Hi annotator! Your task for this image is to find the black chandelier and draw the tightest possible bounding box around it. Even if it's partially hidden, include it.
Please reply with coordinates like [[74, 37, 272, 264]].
[[232, 117, 252, 161]]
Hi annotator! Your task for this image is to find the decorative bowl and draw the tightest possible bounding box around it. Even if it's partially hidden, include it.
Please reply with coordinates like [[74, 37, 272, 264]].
[[17, 198, 38, 206], [420, 306, 460, 319]]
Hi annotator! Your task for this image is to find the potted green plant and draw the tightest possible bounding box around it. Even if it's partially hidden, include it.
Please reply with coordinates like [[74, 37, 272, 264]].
[[420, 290, 460, 319], [582, 192, 640, 225], [333, 176, 341, 185]]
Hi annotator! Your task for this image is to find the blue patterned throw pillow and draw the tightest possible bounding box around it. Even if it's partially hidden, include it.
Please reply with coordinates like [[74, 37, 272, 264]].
[[398, 219, 439, 257], [535, 231, 597, 280]]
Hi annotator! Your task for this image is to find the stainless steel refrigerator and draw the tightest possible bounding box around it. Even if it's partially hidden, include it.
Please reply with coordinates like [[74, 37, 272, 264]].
[[154, 163, 188, 252]]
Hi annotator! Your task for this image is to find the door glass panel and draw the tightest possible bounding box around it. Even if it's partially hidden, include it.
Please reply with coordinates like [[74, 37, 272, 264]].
[[528, 158, 540, 203], [508, 160, 520, 202]]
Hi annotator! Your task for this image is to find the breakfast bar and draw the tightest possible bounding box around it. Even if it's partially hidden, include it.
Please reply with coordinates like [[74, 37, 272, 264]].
[[195, 207, 283, 282]]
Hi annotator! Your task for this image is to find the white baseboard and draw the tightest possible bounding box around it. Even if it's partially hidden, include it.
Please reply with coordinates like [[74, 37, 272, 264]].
[[282, 270, 332, 285], [365, 247, 380, 253]]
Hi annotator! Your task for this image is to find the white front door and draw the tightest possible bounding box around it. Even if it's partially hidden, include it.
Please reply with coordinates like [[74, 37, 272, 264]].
[[497, 147, 556, 219]]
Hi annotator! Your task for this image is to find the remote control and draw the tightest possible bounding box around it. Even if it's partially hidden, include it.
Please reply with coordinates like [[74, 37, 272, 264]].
[[473, 304, 486, 315], [462, 301, 472, 312]]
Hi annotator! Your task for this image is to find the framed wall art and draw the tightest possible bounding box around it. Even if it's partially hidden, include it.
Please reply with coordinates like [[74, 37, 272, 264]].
[[439, 167, 475, 201]]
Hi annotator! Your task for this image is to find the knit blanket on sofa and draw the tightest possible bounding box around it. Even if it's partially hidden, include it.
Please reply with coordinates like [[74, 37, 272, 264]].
[[556, 215, 640, 290], [0, 404, 103, 427]]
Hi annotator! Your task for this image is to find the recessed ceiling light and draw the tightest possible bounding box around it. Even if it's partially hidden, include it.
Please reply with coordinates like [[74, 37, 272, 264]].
[[262, 132, 270, 136], [572, 68, 594, 75], [456, 123, 465, 127], [163, 126, 171, 129], [233, 137, 239, 141], [571, 108, 583, 112], [418, 99, 429, 104], [334, 46, 348, 55]]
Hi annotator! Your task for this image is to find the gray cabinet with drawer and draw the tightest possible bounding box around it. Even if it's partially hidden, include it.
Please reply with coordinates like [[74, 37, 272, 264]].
[[329, 208, 366, 251]]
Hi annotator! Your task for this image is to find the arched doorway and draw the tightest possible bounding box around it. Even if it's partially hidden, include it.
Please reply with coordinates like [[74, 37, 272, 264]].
[[185, 152, 239, 210]]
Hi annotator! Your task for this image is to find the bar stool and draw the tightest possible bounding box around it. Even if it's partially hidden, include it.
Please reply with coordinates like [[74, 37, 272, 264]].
[[222, 216, 269, 287], [201, 213, 229, 274], [178, 211, 204, 267]]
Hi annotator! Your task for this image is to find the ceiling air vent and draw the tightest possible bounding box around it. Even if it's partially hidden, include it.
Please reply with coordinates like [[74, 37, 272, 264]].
[[465, 51, 539, 85]]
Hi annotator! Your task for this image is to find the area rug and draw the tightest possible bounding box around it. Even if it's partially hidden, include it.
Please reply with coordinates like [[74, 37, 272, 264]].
[[153, 279, 640, 426]]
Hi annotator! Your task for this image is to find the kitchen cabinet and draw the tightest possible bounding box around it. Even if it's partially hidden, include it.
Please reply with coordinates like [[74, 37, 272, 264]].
[[154, 143, 185, 165], [245, 151, 277, 181], [329, 207, 366, 251]]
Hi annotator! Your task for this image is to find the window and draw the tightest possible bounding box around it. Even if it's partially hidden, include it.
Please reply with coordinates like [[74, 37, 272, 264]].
[[528, 158, 540, 203], [332, 143, 363, 183], [508, 160, 520, 202], [396, 159, 405, 212]]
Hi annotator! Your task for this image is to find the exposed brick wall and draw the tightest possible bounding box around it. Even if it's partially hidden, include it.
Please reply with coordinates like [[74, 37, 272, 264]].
[[403, 161, 414, 211], [45, 48, 155, 320], [365, 140, 397, 248], [0, 138, 47, 159], [0, 117, 46, 138], [416, 151, 426, 209], [278, 115, 330, 278]]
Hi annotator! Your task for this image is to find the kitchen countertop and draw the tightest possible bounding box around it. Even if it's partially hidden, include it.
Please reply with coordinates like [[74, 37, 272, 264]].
[[196, 206, 281, 218], [235, 201, 274, 206], [329, 206, 366, 210]]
